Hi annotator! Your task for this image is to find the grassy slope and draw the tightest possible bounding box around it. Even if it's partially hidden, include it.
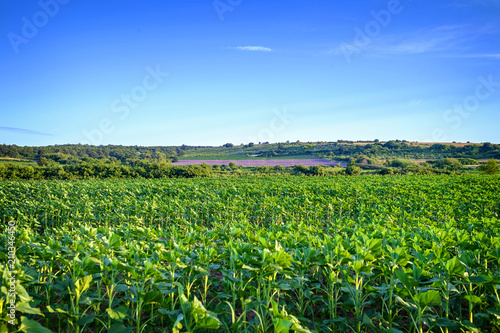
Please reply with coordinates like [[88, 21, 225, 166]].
[[178, 154, 319, 160]]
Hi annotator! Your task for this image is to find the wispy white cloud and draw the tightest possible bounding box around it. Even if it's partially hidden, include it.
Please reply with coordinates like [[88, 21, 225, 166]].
[[447, 0, 500, 7], [472, 0, 500, 6], [232, 46, 273, 52], [371, 25, 468, 55], [377, 37, 452, 54], [441, 53, 500, 59], [408, 99, 423, 107], [331, 24, 499, 59], [0, 126, 53, 136]]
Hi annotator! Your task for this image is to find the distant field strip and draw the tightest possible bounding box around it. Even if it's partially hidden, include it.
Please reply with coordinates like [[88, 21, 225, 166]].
[[173, 158, 346, 166]]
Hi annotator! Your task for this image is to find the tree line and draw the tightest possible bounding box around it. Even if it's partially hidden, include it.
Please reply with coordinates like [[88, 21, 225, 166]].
[[1, 142, 499, 163], [2, 157, 493, 180], [0, 160, 212, 180]]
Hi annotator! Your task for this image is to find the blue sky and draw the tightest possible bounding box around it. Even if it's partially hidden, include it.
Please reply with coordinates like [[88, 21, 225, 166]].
[[1, 0, 499, 146]]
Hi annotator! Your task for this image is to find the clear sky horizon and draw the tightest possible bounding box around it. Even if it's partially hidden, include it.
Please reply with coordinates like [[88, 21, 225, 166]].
[[1, 0, 499, 147]]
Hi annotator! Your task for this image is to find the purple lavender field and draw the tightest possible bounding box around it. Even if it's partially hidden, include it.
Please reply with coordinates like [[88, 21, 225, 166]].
[[172, 159, 346, 167]]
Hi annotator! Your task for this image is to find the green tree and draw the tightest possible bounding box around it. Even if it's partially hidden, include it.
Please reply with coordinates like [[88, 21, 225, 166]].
[[153, 151, 168, 164], [478, 159, 499, 175], [37, 157, 49, 166], [293, 165, 310, 175], [274, 165, 284, 171], [345, 161, 362, 176], [434, 158, 462, 171]]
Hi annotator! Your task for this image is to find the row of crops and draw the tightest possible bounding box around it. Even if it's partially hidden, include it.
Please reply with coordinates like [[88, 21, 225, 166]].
[[1, 175, 500, 332]]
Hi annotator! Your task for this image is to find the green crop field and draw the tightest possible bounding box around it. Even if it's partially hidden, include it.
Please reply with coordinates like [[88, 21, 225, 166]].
[[1, 175, 500, 332]]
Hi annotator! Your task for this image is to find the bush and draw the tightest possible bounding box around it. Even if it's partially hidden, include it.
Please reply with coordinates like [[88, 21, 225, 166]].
[[478, 159, 499, 175], [433, 158, 462, 171], [389, 159, 416, 168], [273, 165, 284, 171], [458, 158, 478, 165], [293, 165, 310, 175], [309, 165, 326, 176], [379, 167, 397, 175], [345, 162, 361, 176]]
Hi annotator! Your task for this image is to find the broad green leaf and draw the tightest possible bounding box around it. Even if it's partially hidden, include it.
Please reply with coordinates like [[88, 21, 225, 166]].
[[143, 290, 162, 305], [108, 324, 134, 333], [114, 284, 129, 293], [473, 312, 489, 320], [75, 275, 93, 295], [395, 269, 416, 289], [191, 296, 221, 329], [192, 265, 208, 274], [109, 234, 122, 249], [16, 302, 43, 315], [436, 318, 460, 329], [460, 320, 480, 333], [487, 308, 500, 319], [273, 250, 293, 268], [413, 290, 442, 308], [445, 257, 465, 277], [365, 238, 382, 254], [464, 295, 483, 305], [351, 260, 370, 274], [158, 308, 180, 316], [489, 247, 500, 260], [391, 247, 408, 266], [273, 318, 292, 333], [76, 313, 95, 326], [129, 285, 138, 298], [468, 275, 492, 285], [46, 305, 71, 316], [15, 282, 32, 303], [362, 314, 376, 329], [19, 317, 53, 333], [172, 313, 184, 333], [288, 314, 313, 333], [106, 307, 128, 321], [196, 313, 221, 329]]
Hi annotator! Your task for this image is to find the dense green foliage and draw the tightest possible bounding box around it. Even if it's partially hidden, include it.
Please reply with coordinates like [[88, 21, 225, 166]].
[[0, 141, 497, 180], [0, 144, 183, 162], [479, 159, 500, 175], [0, 159, 466, 180], [0, 161, 213, 180], [1, 175, 500, 332], [174, 141, 500, 161], [1, 141, 499, 163]]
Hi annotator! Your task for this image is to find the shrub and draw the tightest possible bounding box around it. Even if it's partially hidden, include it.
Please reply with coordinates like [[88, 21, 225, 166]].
[[345, 162, 362, 176], [478, 159, 499, 175]]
